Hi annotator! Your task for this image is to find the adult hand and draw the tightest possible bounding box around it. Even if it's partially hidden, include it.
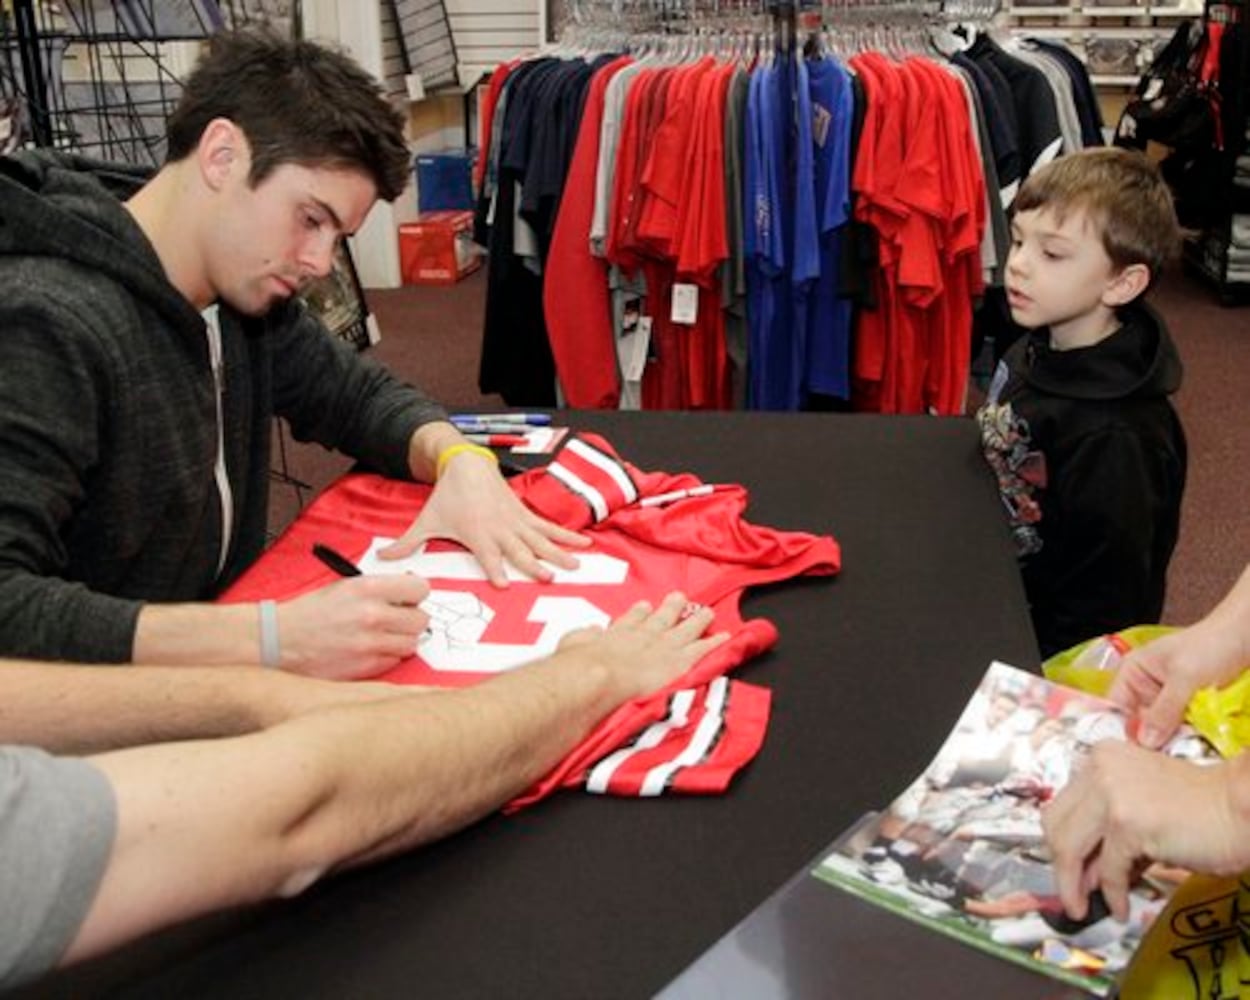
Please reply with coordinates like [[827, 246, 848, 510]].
[[1110, 620, 1249, 749], [276, 574, 432, 680], [378, 450, 589, 586], [557, 592, 728, 700], [1043, 741, 1247, 922]]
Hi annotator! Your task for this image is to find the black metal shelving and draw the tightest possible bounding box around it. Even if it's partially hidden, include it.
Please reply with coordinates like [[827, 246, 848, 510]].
[[0, 0, 291, 165], [1179, 0, 1250, 303]]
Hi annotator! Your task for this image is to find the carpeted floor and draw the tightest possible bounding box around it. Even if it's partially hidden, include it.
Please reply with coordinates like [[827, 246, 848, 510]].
[[270, 263, 1250, 629]]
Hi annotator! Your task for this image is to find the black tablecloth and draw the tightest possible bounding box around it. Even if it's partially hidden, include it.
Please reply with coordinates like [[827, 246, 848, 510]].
[[26, 411, 1057, 1000]]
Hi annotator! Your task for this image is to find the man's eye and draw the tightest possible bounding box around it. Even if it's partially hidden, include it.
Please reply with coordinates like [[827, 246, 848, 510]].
[[302, 212, 323, 231]]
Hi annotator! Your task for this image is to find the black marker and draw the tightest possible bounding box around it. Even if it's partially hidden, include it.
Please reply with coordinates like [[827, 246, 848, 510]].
[[312, 542, 362, 578]]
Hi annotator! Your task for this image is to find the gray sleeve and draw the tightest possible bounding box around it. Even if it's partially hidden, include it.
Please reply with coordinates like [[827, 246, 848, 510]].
[[0, 292, 143, 663], [0, 748, 117, 990], [268, 304, 448, 481]]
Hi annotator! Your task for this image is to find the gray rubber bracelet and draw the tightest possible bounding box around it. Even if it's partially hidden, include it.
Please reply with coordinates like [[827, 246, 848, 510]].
[[259, 599, 281, 669]]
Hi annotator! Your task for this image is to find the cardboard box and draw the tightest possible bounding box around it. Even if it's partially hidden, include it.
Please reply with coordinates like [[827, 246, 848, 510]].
[[398, 210, 481, 286], [413, 148, 476, 213]]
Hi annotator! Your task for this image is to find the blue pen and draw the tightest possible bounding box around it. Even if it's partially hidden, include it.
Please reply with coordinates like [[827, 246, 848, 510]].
[[452, 421, 543, 435], [451, 412, 552, 426]]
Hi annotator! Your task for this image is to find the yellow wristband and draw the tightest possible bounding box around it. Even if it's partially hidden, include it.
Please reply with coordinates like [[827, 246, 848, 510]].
[[435, 442, 499, 480]]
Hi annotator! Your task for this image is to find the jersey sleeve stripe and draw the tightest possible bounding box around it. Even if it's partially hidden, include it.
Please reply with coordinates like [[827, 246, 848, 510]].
[[584, 688, 698, 793], [639, 676, 730, 796], [546, 461, 610, 522], [565, 437, 640, 504]]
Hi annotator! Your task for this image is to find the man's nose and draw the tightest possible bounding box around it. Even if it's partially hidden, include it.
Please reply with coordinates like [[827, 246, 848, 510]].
[[300, 232, 339, 279]]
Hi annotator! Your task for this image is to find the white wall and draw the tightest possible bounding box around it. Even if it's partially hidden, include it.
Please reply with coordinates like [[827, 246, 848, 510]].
[[304, 0, 541, 288]]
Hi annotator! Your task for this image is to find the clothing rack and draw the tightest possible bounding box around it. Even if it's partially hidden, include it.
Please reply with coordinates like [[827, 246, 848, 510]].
[[476, 0, 1025, 413], [557, 0, 994, 63]]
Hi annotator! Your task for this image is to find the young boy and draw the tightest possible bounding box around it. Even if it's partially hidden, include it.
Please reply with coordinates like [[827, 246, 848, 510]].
[[976, 148, 1186, 658]]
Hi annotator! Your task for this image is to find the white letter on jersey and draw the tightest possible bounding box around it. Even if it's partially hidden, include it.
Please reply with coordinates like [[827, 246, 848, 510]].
[[356, 539, 629, 673], [418, 593, 612, 673]]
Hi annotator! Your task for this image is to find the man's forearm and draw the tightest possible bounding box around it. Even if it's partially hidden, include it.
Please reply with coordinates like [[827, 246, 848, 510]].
[[69, 643, 627, 963], [0, 661, 295, 753], [300, 644, 627, 862], [132, 601, 262, 666]]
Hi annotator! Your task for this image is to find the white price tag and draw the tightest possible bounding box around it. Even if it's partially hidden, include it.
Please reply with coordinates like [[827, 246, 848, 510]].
[[670, 283, 698, 325]]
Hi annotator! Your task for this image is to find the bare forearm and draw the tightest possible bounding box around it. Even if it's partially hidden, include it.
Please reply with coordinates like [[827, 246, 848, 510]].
[[0, 661, 294, 753], [132, 602, 261, 666], [1205, 564, 1250, 649], [70, 647, 624, 962], [304, 647, 625, 863]]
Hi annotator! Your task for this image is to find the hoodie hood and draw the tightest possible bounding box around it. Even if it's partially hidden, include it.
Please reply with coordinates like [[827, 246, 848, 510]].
[[0, 150, 202, 330], [1018, 300, 1183, 402]]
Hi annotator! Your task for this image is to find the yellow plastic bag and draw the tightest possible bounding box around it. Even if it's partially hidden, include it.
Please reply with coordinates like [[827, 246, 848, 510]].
[[1188, 672, 1250, 760], [1117, 873, 1249, 1000], [1042, 625, 1179, 697]]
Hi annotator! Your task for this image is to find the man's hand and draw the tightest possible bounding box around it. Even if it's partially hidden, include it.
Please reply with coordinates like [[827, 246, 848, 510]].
[[378, 449, 589, 586], [557, 593, 728, 700], [1110, 621, 1249, 748], [277, 575, 432, 679], [1043, 742, 1248, 922]]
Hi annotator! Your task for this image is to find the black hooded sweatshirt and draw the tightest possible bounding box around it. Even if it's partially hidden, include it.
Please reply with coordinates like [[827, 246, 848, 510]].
[[976, 301, 1187, 658], [0, 151, 446, 662]]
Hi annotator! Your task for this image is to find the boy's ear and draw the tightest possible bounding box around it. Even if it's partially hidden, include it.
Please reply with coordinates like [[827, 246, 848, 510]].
[[1103, 262, 1151, 307]]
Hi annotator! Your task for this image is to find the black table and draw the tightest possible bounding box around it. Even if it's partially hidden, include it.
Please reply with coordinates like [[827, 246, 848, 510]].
[[25, 411, 1067, 1000]]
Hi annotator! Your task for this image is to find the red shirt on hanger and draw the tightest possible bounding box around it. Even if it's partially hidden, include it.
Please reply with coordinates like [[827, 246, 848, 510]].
[[544, 56, 633, 409]]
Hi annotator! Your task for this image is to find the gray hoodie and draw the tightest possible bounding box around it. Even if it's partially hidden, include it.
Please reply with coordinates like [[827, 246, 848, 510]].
[[0, 150, 445, 661]]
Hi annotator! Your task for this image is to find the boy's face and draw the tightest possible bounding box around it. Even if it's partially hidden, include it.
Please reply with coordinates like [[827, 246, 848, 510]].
[[1004, 205, 1125, 348], [206, 151, 377, 317]]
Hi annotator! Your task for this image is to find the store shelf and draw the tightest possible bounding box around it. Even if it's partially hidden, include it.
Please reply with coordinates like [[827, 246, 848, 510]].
[[1024, 25, 1082, 35], [1184, 235, 1250, 303], [1089, 72, 1143, 83], [1007, 0, 1198, 89], [1009, 5, 1076, 14]]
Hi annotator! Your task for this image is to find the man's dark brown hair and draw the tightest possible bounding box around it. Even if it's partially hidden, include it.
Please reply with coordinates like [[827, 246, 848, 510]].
[[166, 30, 410, 202]]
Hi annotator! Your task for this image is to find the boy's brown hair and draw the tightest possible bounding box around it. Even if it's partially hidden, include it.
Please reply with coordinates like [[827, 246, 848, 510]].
[[1013, 148, 1181, 282]]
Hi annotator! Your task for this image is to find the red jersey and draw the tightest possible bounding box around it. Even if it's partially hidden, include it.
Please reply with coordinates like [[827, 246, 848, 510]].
[[222, 435, 841, 809]]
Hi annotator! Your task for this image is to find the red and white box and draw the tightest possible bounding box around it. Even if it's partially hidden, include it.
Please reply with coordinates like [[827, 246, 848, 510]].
[[398, 210, 481, 286]]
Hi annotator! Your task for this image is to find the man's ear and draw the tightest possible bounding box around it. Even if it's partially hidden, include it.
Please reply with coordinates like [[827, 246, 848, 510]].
[[1103, 262, 1151, 307], [198, 118, 243, 190]]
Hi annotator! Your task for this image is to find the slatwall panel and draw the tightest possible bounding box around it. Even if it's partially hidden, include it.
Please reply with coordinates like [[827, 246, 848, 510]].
[[445, 0, 539, 87], [379, 1, 408, 100], [392, 0, 459, 91]]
